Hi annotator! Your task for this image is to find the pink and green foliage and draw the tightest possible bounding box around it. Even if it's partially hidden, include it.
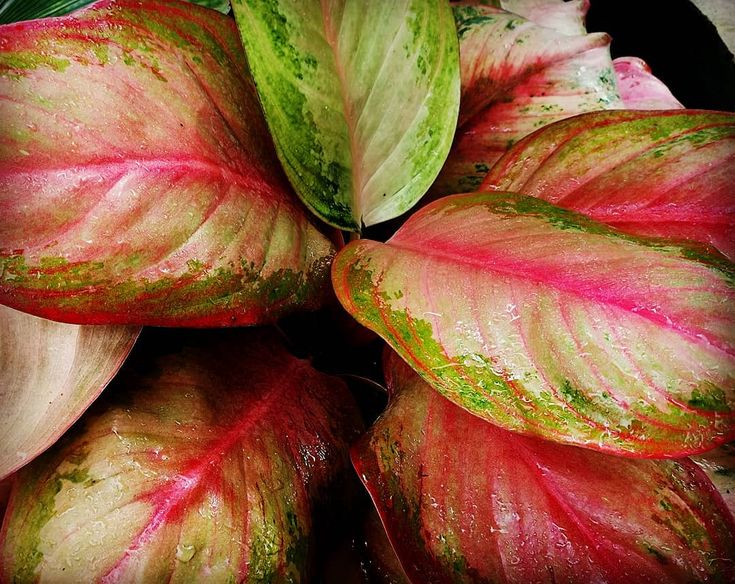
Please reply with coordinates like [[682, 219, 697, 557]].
[[481, 110, 735, 261], [0, 329, 362, 582], [333, 192, 735, 457], [0, 305, 139, 480], [353, 351, 735, 583], [432, 0, 622, 195], [613, 56, 684, 110], [0, 0, 336, 326]]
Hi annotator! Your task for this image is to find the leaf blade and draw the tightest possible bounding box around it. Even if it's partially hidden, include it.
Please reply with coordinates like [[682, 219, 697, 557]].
[[431, 2, 622, 195], [0, 0, 335, 325], [0, 329, 361, 582], [232, 0, 461, 230], [0, 305, 139, 479], [333, 192, 735, 456], [354, 351, 735, 583], [0, 0, 230, 23], [481, 109, 735, 260]]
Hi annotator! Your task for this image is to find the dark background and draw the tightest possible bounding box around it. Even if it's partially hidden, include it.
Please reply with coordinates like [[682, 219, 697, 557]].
[[587, 0, 735, 111]]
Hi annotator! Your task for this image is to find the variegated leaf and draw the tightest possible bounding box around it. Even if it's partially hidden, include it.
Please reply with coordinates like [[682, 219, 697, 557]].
[[333, 192, 735, 457], [0, 0, 335, 326], [0, 329, 362, 582], [482, 110, 735, 261], [232, 0, 460, 231], [432, 1, 622, 195], [353, 350, 735, 583]]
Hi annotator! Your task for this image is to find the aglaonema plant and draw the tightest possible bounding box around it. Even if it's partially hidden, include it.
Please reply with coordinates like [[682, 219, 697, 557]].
[[332, 191, 735, 457], [353, 351, 735, 583], [1, 0, 734, 581], [0, 0, 336, 326], [0, 329, 362, 582]]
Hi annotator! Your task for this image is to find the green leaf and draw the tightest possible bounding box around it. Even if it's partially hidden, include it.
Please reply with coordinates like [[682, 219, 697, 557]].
[[333, 192, 735, 457], [0, 329, 362, 582], [232, 0, 461, 231], [0, 0, 230, 23]]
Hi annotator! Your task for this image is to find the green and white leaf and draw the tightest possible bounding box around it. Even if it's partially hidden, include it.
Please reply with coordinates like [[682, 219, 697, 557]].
[[232, 0, 461, 231]]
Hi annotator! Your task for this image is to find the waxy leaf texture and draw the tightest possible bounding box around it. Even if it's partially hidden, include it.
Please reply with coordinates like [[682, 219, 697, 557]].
[[432, 1, 622, 195], [333, 192, 735, 457], [613, 56, 684, 110], [482, 110, 735, 261], [232, 0, 460, 231], [353, 351, 735, 583], [0, 330, 361, 582], [0, 305, 139, 480], [0, 0, 335, 326]]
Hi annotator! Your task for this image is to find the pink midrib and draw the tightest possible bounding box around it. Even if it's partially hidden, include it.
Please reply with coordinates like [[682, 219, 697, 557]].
[[383, 236, 733, 357], [99, 370, 294, 582]]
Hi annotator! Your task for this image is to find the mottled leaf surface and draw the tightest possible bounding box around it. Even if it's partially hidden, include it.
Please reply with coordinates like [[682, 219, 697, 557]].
[[0, 0, 335, 326], [613, 56, 683, 110], [333, 192, 735, 457], [353, 351, 735, 583], [232, 0, 460, 230], [482, 110, 735, 260], [0, 330, 362, 583], [0, 0, 230, 24], [0, 305, 138, 479], [432, 1, 622, 195]]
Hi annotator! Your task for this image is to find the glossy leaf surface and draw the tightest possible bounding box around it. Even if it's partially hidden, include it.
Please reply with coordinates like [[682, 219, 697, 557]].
[[232, 0, 460, 231], [482, 110, 735, 260], [0, 305, 138, 479], [613, 56, 683, 109], [0, 330, 361, 582], [353, 351, 735, 583], [333, 192, 735, 456], [432, 1, 622, 195], [0, 0, 335, 326], [0, 0, 230, 24], [692, 442, 735, 517]]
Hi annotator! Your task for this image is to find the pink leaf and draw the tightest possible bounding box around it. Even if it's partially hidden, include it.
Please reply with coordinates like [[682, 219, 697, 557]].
[[0, 0, 335, 326], [433, 2, 622, 195], [333, 192, 735, 457], [613, 56, 684, 110], [481, 110, 735, 260], [353, 350, 735, 583], [0, 329, 362, 582], [0, 305, 139, 479]]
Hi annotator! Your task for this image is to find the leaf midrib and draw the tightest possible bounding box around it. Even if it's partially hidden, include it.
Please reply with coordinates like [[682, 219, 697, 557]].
[[382, 234, 732, 356]]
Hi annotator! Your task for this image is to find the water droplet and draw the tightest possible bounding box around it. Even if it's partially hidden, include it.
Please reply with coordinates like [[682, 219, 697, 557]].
[[176, 543, 196, 562]]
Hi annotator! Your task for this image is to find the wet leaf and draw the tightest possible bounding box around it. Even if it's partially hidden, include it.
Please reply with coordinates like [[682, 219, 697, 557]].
[[333, 192, 735, 456], [232, 0, 460, 231], [0, 0, 335, 326], [432, 1, 622, 195], [0, 329, 362, 582], [0, 0, 230, 24], [482, 110, 735, 260], [353, 351, 735, 583]]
